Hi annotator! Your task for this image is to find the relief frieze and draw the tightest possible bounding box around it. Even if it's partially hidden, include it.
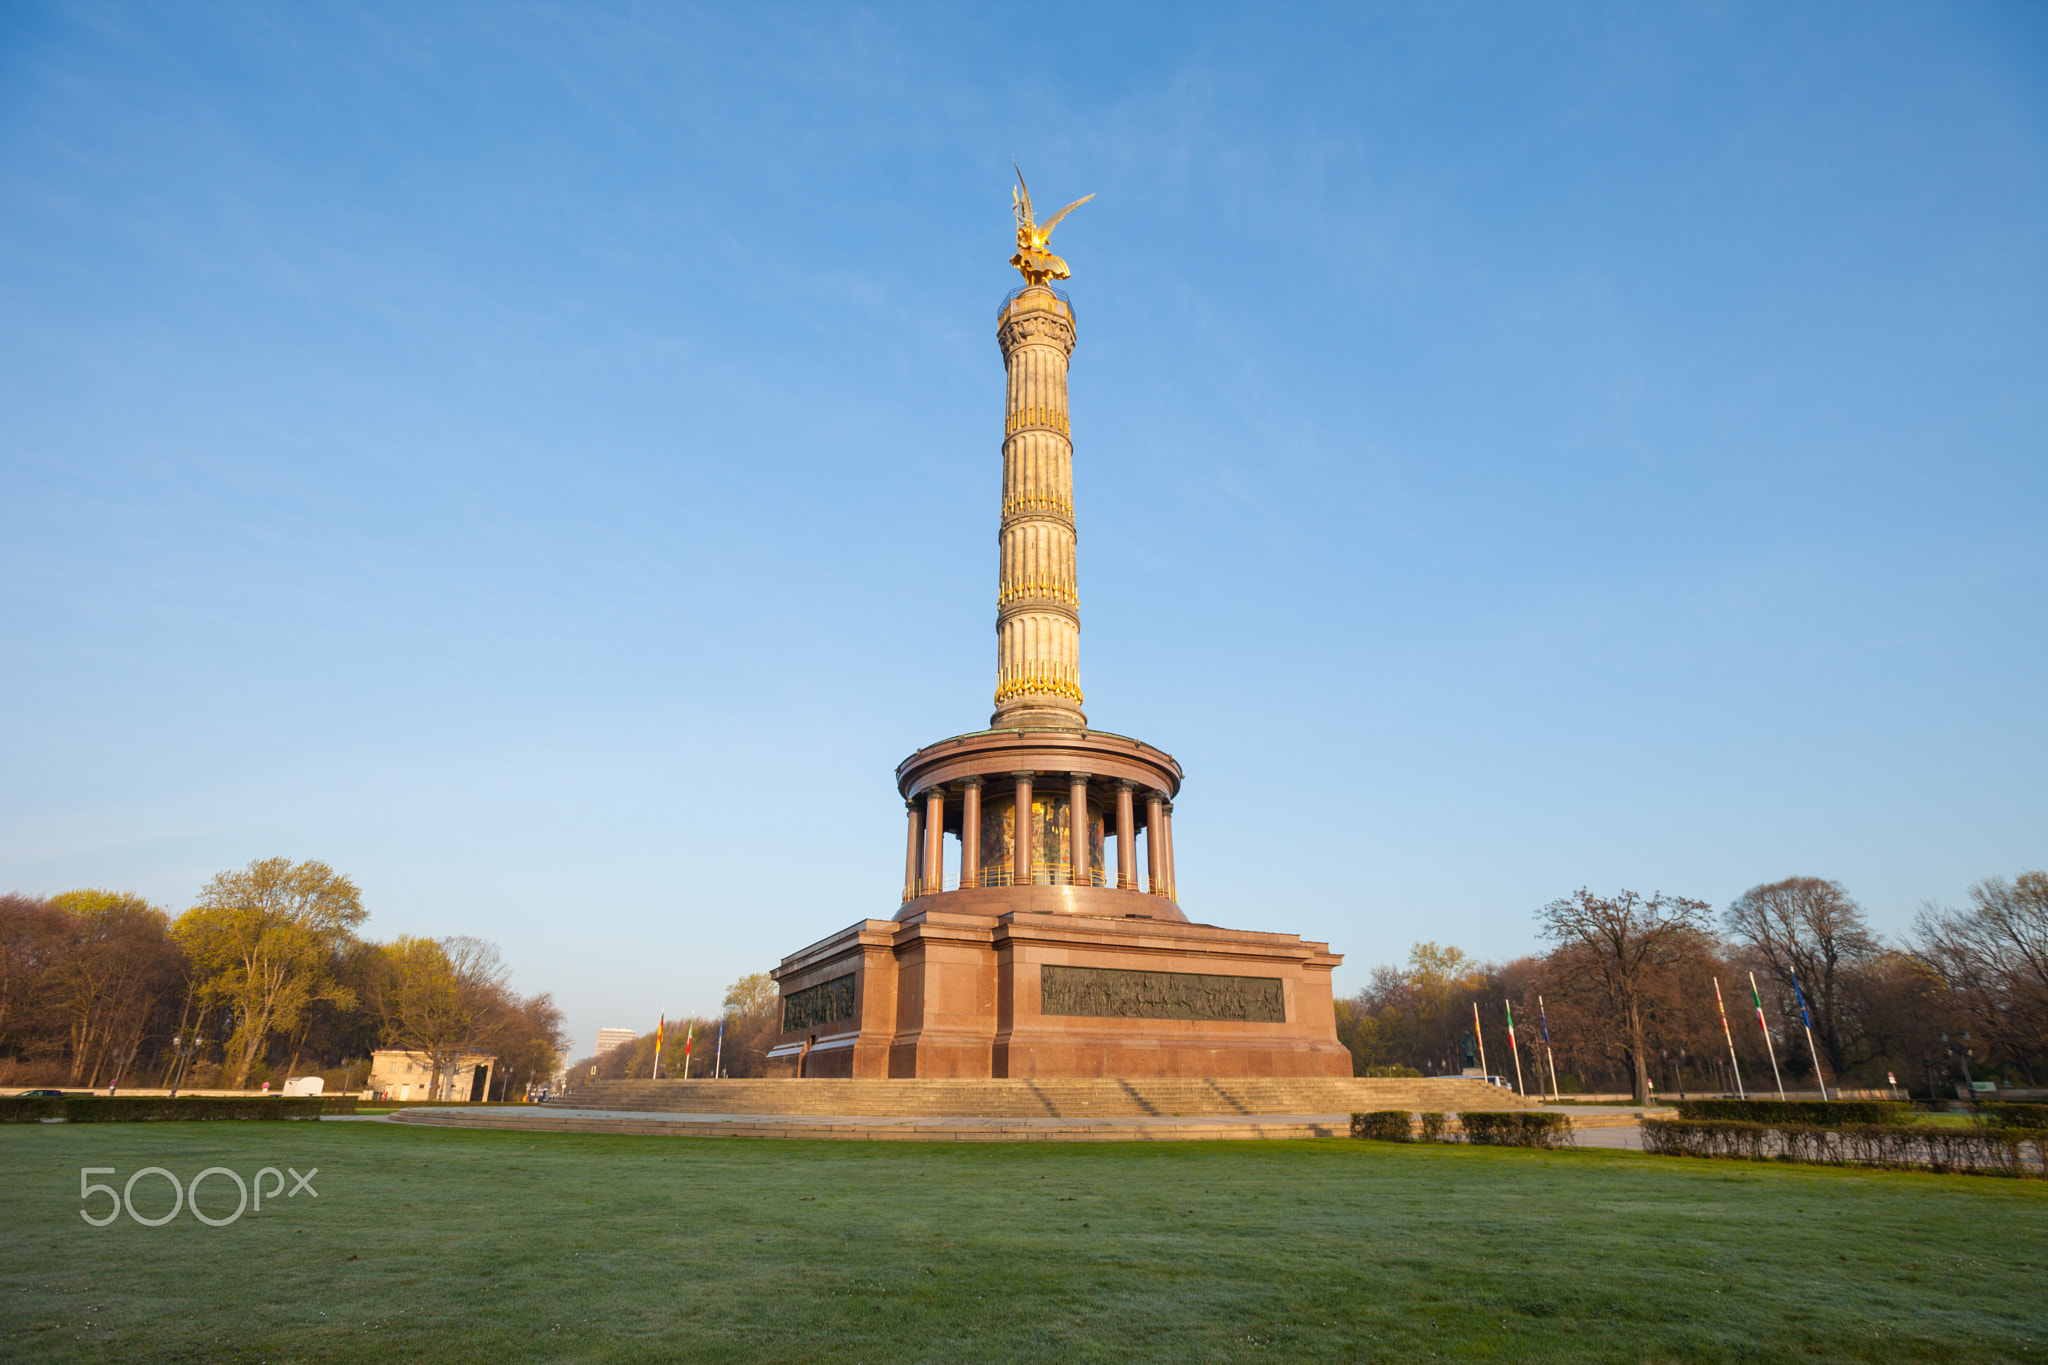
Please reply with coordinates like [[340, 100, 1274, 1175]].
[[782, 974, 856, 1032], [1039, 965, 1284, 1022]]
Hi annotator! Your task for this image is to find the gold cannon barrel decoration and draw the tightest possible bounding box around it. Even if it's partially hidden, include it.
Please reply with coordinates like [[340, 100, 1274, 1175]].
[[993, 660, 1084, 705]]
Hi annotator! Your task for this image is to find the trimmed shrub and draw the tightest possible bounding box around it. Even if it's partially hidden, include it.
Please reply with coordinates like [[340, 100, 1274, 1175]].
[[1416, 1112, 1449, 1142], [1459, 1112, 1575, 1148], [1977, 1102, 2048, 1131], [1642, 1118, 2046, 1177], [0, 1096, 67, 1123], [62, 1096, 330, 1122], [1673, 1098, 1910, 1127], [1350, 1110, 1413, 1141]]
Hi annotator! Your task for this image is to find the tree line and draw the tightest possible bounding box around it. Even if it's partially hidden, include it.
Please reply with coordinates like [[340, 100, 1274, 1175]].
[[1339, 871, 2047, 1102], [566, 973, 783, 1083], [0, 856, 564, 1098]]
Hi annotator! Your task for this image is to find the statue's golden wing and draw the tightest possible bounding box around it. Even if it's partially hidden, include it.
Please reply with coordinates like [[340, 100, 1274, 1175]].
[[1012, 161, 1035, 228], [1035, 193, 1094, 243]]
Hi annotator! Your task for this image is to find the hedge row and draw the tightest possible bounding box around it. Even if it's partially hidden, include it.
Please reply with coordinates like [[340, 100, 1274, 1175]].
[[1672, 1098, 1911, 1126], [1460, 1112, 1576, 1148], [0, 1095, 355, 1123], [1349, 1110, 1575, 1149], [1350, 1111, 1412, 1141], [1977, 1102, 2048, 1131], [1642, 1118, 2047, 1177]]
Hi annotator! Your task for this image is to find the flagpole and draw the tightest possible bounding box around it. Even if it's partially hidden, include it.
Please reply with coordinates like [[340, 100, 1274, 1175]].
[[1712, 978, 1746, 1099], [713, 1019, 725, 1080], [1503, 999, 1528, 1097], [1537, 995, 1561, 1101], [1749, 971, 1786, 1101], [1471, 1001, 1489, 1081], [1790, 970, 1829, 1101], [682, 1022, 694, 1081], [651, 1013, 665, 1080]]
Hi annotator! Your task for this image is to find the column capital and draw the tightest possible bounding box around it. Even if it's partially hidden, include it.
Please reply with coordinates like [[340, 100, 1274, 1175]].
[[1068, 771, 1090, 783], [959, 775, 986, 789], [1009, 769, 1036, 780], [922, 784, 947, 800]]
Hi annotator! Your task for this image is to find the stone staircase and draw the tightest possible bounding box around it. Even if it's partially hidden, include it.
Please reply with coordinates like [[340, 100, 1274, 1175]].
[[546, 1075, 1540, 1118]]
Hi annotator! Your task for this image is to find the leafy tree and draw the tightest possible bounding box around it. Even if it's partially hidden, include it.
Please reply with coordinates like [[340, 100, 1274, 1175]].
[[173, 857, 367, 1088], [1538, 888, 1713, 1102], [370, 935, 511, 1100]]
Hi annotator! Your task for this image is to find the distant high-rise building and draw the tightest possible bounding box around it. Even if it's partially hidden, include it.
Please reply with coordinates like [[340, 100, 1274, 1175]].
[[593, 1027, 637, 1059]]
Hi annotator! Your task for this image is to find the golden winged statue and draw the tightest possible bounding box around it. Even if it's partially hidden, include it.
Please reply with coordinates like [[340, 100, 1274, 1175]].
[[1010, 164, 1093, 286]]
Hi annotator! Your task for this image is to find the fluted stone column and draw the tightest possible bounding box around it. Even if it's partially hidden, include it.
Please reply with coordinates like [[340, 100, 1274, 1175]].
[[992, 287, 1086, 729]]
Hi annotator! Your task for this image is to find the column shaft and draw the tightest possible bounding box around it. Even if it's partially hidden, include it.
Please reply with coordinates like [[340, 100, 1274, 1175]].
[[923, 787, 946, 893], [1068, 773, 1089, 886], [961, 779, 983, 888], [1115, 783, 1136, 889], [903, 802, 924, 901], [1012, 772, 1035, 886], [1145, 791, 1165, 896], [1161, 802, 1177, 901]]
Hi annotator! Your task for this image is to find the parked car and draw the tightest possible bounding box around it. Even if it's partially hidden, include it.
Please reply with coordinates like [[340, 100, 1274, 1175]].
[[11, 1089, 67, 1098]]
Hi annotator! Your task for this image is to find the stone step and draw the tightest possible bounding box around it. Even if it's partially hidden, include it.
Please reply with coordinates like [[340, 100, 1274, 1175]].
[[400, 1109, 1346, 1142], [547, 1076, 1537, 1118]]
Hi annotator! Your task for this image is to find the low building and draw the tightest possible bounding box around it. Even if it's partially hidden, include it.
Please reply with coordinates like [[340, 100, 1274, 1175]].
[[366, 1049, 496, 1102]]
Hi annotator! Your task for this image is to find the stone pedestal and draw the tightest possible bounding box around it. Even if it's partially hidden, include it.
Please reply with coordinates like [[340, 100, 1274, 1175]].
[[769, 902, 1349, 1080]]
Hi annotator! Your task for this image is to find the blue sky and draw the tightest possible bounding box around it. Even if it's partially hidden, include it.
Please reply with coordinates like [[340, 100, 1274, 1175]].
[[3, 3, 2043, 1057]]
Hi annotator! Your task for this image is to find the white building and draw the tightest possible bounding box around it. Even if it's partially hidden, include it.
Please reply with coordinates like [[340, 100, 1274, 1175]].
[[593, 1027, 637, 1059], [366, 1049, 496, 1102]]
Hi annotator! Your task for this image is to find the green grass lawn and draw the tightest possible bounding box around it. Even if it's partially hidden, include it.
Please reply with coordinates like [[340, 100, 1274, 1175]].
[[2, 1122, 2042, 1364]]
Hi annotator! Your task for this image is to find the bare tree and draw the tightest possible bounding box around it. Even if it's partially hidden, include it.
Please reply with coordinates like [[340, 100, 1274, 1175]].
[[720, 973, 781, 1079], [1725, 877, 1877, 1080], [490, 992, 567, 1100], [0, 894, 67, 1060], [1537, 888, 1713, 1102], [47, 891, 184, 1086], [1915, 871, 2048, 1085]]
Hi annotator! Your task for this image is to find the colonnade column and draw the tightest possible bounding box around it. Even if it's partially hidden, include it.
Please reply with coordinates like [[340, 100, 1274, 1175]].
[[1068, 773, 1089, 886], [1161, 800, 1177, 901], [923, 786, 947, 894], [960, 778, 983, 889], [1145, 790, 1165, 896], [903, 799, 924, 901], [1114, 781, 1136, 890], [1011, 771, 1035, 886]]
